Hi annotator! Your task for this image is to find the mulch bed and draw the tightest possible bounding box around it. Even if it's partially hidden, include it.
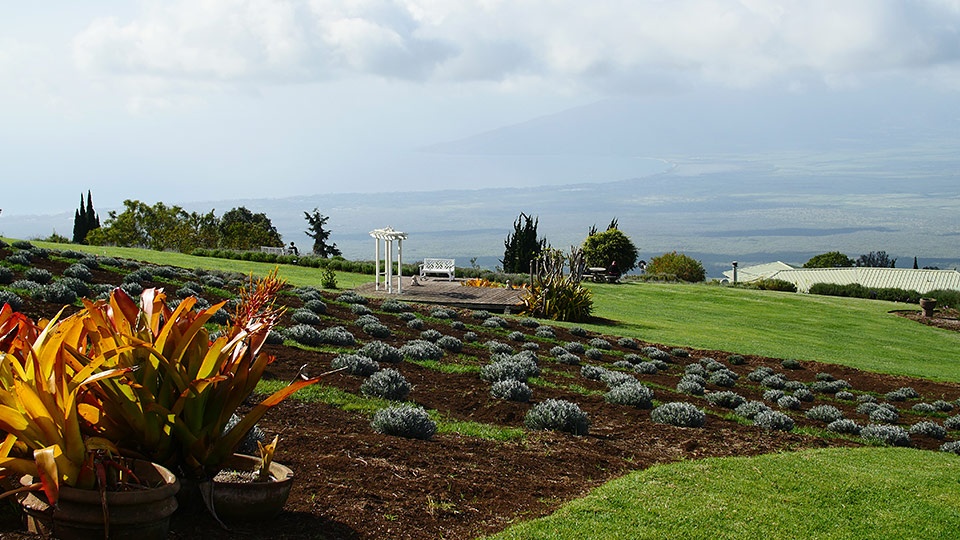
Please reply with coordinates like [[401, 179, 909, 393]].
[[1, 247, 959, 539]]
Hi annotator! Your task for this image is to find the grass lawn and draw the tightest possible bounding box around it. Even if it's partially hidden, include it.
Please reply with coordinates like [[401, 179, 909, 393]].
[[580, 281, 960, 382], [486, 447, 960, 540]]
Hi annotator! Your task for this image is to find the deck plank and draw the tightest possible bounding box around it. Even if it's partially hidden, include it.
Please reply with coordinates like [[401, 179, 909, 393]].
[[354, 278, 524, 312]]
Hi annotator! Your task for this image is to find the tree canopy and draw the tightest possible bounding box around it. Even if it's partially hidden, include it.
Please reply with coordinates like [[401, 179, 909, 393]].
[[218, 207, 283, 251], [803, 251, 854, 268], [856, 251, 897, 268], [502, 212, 547, 274], [647, 251, 706, 282], [304, 208, 341, 258], [581, 228, 638, 274]]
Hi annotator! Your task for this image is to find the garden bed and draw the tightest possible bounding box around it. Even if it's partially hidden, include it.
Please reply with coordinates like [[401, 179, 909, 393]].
[[1, 244, 959, 539]]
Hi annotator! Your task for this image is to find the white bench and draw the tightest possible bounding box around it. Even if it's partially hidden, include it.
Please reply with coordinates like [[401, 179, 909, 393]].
[[420, 258, 456, 281], [260, 246, 294, 256]]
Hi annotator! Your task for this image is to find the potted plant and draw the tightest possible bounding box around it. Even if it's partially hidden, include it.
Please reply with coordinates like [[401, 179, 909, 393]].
[[71, 270, 334, 522], [0, 304, 180, 539]]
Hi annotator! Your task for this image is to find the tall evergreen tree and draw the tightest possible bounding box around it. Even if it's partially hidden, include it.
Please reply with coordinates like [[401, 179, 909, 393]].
[[72, 191, 101, 244], [501, 212, 546, 274], [85, 190, 100, 232], [303, 208, 341, 257]]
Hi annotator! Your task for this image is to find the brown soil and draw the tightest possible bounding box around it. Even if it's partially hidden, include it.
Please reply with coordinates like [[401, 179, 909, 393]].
[[1, 247, 959, 539]]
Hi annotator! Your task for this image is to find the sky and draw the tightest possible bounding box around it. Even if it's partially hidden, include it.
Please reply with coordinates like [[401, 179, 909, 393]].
[[2, 0, 960, 220]]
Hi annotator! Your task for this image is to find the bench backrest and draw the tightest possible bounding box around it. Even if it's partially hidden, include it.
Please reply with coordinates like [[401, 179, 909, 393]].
[[422, 258, 455, 270]]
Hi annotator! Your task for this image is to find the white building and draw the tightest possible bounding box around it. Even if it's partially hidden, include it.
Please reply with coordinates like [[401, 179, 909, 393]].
[[722, 263, 960, 294]]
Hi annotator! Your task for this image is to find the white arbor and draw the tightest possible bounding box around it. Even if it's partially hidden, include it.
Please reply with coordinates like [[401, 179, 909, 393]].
[[369, 227, 407, 293]]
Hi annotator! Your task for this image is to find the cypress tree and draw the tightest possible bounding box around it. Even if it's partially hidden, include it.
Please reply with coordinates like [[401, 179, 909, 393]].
[[72, 194, 88, 244], [85, 190, 101, 233], [501, 212, 546, 274]]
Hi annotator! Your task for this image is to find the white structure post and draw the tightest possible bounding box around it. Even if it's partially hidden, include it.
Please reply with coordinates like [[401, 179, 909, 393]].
[[369, 227, 408, 294], [374, 235, 382, 291]]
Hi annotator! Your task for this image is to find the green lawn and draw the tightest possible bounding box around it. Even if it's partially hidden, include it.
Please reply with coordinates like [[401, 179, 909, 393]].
[[486, 447, 960, 540], [580, 281, 960, 382]]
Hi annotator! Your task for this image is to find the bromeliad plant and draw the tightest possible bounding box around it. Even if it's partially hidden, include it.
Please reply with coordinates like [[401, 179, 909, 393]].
[[79, 269, 327, 480], [0, 303, 136, 505], [521, 247, 593, 322]]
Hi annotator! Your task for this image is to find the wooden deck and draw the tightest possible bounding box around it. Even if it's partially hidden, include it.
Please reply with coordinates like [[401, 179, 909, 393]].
[[354, 277, 525, 312]]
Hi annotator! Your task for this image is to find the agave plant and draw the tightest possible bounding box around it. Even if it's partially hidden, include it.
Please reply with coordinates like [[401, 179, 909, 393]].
[[0, 304, 134, 505], [78, 270, 328, 480]]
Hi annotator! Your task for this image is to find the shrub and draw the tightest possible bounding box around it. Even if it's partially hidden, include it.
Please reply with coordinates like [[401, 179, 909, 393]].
[[265, 330, 285, 345], [123, 268, 153, 284], [734, 401, 771, 420], [360, 341, 403, 364], [570, 327, 588, 337], [885, 387, 919, 401], [781, 358, 801, 370], [482, 316, 509, 329], [363, 323, 392, 339], [450, 321, 466, 331], [816, 372, 835, 382], [120, 282, 144, 297], [557, 353, 580, 365], [869, 407, 900, 424], [827, 419, 862, 435], [644, 348, 671, 361], [940, 441, 960, 454], [301, 299, 327, 315], [481, 355, 540, 383], [471, 310, 492, 320], [933, 400, 955, 412], [911, 402, 937, 414], [705, 391, 746, 409], [600, 370, 635, 388], [612, 360, 634, 370], [24, 268, 53, 285], [709, 372, 737, 388], [605, 382, 654, 408], [400, 340, 444, 361], [651, 402, 706, 428], [909, 421, 947, 439], [945, 415, 960, 430], [337, 291, 367, 304], [623, 353, 643, 364], [550, 346, 567, 357], [331, 354, 380, 376], [793, 388, 815, 402], [753, 410, 795, 431], [761, 375, 786, 390], [589, 338, 612, 350], [519, 317, 540, 328], [486, 340, 514, 355], [669, 348, 689, 358], [62, 263, 94, 282], [617, 337, 638, 349], [747, 367, 774, 382], [647, 251, 706, 282], [6, 253, 31, 266], [490, 380, 532, 402], [406, 318, 424, 330], [57, 277, 89, 297], [507, 331, 526, 342], [463, 332, 478, 343], [860, 424, 911, 446], [728, 354, 746, 365], [584, 348, 603, 361], [809, 379, 852, 394], [420, 329, 443, 342], [360, 368, 411, 401], [285, 324, 323, 347], [535, 327, 556, 339], [351, 304, 373, 316], [0, 290, 24, 311], [806, 405, 844, 423], [634, 362, 659, 375], [835, 391, 855, 401], [11, 240, 33, 250], [676, 379, 705, 396], [685, 364, 706, 376], [777, 396, 801, 410], [355, 314, 380, 328], [524, 399, 590, 435], [754, 278, 797, 292], [0, 267, 12, 285], [784, 380, 805, 391], [40, 282, 77, 305], [429, 307, 457, 319], [581, 364, 605, 381], [436, 336, 463, 353], [318, 326, 356, 346], [563, 342, 585, 355], [379, 299, 408, 313], [371, 405, 436, 440], [763, 389, 785, 403], [291, 309, 322, 325], [521, 342, 540, 351]]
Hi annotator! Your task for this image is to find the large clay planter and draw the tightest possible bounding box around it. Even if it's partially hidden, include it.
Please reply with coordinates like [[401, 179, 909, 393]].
[[199, 453, 294, 524], [19, 460, 179, 540], [920, 297, 937, 318]]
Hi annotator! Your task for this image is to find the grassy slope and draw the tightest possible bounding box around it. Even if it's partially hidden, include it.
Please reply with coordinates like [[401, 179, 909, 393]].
[[581, 282, 960, 382], [486, 447, 960, 540]]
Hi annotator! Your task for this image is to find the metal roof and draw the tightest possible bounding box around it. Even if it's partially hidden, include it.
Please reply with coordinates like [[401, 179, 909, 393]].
[[770, 267, 960, 293]]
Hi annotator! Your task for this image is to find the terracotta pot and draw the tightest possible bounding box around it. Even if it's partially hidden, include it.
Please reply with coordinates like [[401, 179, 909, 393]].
[[920, 297, 938, 318], [199, 453, 294, 524], [19, 460, 179, 540]]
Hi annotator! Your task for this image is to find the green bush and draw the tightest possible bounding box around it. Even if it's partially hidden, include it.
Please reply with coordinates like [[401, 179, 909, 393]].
[[400, 339, 443, 361], [436, 336, 463, 353], [319, 268, 337, 289], [360, 368, 411, 401], [0, 290, 24, 311], [777, 396, 801, 410], [734, 401, 771, 419], [291, 309, 322, 325], [62, 263, 94, 282], [753, 410, 795, 431], [480, 356, 540, 383], [581, 228, 639, 273], [40, 282, 78, 305], [362, 323, 392, 339], [728, 354, 746, 365], [885, 386, 919, 401], [524, 399, 590, 435], [651, 402, 706, 428], [860, 424, 911, 446], [781, 358, 801, 370], [521, 280, 593, 322], [809, 283, 922, 304], [926, 289, 960, 309], [647, 251, 706, 282], [0, 267, 13, 285], [753, 278, 797, 292], [371, 405, 436, 440], [827, 419, 862, 435], [704, 391, 745, 409], [806, 405, 844, 423], [24, 268, 52, 285], [318, 326, 356, 346], [909, 421, 946, 440]]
